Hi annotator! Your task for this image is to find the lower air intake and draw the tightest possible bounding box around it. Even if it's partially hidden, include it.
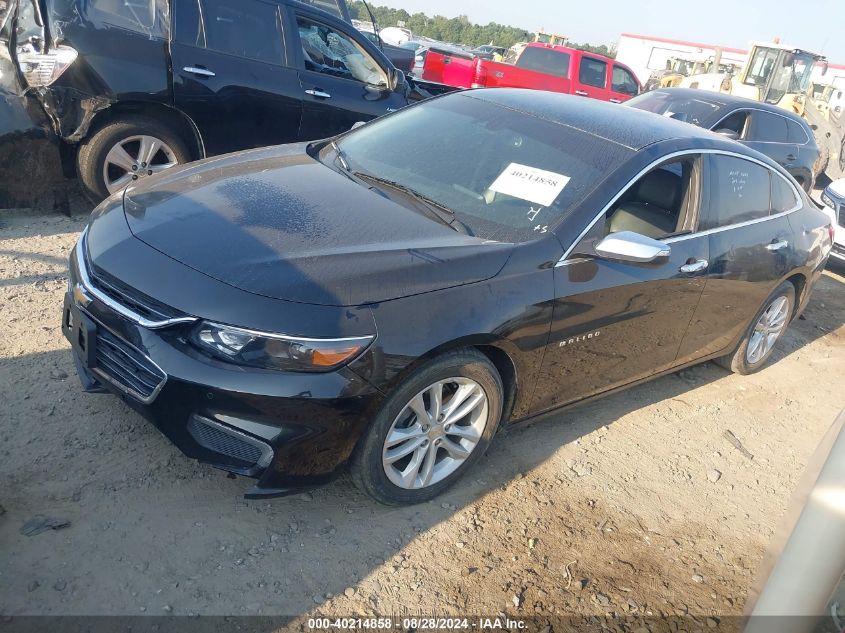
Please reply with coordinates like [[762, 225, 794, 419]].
[[187, 415, 273, 470]]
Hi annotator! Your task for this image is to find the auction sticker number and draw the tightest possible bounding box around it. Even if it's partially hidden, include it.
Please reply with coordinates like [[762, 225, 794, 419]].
[[307, 618, 393, 629], [489, 163, 570, 207]]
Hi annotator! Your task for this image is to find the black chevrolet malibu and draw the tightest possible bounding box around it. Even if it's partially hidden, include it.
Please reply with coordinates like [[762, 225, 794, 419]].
[[63, 89, 833, 504]]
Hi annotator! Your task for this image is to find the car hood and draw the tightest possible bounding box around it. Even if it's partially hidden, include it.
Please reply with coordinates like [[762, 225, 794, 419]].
[[123, 144, 513, 307]]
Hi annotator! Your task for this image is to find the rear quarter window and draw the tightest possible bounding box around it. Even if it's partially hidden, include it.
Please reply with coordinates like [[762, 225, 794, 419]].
[[702, 155, 771, 230], [85, 0, 169, 39], [516, 47, 570, 78], [786, 119, 810, 144]]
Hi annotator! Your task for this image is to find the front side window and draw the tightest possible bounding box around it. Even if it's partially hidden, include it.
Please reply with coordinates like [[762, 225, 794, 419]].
[[701, 155, 771, 230], [747, 111, 789, 143], [192, 0, 284, 64], [329, 93, 630, 242], [611, 65, 639, 95], [579, 57, 607, 88], [516, 47, 570, 78], [297, 16, 386, 86]]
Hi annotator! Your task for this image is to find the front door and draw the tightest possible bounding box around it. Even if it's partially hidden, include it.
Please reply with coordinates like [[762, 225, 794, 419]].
[[532, 156, 709, 412], [290, 10, 408, 140], [170, 0, 303, 156]]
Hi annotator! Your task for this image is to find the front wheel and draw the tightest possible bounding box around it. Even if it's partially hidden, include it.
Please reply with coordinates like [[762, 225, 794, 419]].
[[350, 350, 503, 505], [717, 281, 795, 375]]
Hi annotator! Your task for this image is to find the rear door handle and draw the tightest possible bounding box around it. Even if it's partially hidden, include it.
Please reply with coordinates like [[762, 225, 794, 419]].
[[305, 89, 332, 99], [183, 66, 215, 77], [574, 90, 589, 96], [766, 239, 789, 251], [786, 154, 797, 162]]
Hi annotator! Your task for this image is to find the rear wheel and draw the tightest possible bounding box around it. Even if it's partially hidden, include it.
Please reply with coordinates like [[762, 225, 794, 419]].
[[350, 350, 502, 505], [716, 281, 795, 375], [77, 116, 191, 202]]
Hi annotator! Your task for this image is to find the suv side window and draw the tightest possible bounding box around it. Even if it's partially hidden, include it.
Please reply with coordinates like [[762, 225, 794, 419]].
[[747, 111, 789, 143], [579, 57, 607, 88], [177, 0, 284, 65], [771, 174, 799, 213], [715, 110, 749, 138], [702, 155, 771, 230], [296, 16, 387, 86], [86, 0, 166, 38], [786, 119, 810, 144], [611, 65, 638, 95]]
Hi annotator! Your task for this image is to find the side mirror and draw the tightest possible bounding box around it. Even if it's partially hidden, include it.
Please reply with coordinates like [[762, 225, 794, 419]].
[[594, 231, 671, 264], [390, 67, 407, 92], [715, 128, 741, 140], [822, 61, 829, 76]]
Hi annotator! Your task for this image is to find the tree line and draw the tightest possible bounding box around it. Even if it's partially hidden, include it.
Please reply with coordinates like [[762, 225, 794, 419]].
[[348, 1, 615, 57]]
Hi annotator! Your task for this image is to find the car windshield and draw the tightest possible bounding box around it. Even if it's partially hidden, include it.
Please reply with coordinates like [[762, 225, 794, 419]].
[[329, 94, 626, 242], [627, 91, 721, 126]]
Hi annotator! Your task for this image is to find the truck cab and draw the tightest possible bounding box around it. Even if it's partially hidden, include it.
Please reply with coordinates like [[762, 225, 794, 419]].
[[423, 43, 641, 104]]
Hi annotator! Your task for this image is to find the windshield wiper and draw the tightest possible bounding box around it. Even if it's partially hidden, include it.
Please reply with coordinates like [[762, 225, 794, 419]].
[[330, 140, 350, 172], [352, 172, 462, 232]]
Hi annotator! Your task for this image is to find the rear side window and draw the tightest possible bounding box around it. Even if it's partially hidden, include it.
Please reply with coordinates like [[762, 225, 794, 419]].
[[611, 65, 638, 95], [516, 47, 570, 78], [771, 175, 799, 213], [579, 57, 607, 88], [182, 0, 284, 65], [747, 111, 789, 143], [701, 155, 771, 230], [786, 119, 810, 144]]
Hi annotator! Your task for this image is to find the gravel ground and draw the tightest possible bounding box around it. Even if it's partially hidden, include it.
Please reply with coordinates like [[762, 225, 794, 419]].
[[1, 206, 844, 622]]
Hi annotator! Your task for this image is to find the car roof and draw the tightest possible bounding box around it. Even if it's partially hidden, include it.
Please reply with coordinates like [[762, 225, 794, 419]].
[[644, 88, 807, 122], [464, 88, 725, 151]]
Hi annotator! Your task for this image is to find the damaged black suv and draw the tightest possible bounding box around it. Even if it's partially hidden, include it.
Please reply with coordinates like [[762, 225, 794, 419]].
[[2, 0, 440, 202]]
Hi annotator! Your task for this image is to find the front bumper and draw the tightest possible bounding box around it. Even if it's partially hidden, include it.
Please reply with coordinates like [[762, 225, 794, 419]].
[[62, 239, 384, 498]]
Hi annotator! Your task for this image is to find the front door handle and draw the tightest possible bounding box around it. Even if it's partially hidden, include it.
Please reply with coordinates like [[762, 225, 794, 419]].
[[679, 259, 708, 274], [609, 98, 622, 103], [305, 89, 332, 99], [574, 90, 589, 96], [766, 239, 789, 251], [183, 66, 215, 77]]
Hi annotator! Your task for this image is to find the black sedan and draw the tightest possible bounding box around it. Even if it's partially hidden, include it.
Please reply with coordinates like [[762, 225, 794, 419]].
[[63, 89, 833, 505], [627, 88, 820, 192]]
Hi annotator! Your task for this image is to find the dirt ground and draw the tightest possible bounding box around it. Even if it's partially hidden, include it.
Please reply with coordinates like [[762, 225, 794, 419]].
[[1, 204, 844, 625]]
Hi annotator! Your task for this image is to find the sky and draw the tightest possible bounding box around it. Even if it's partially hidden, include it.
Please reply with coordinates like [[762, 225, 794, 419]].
[[383, 0, 845, 64]]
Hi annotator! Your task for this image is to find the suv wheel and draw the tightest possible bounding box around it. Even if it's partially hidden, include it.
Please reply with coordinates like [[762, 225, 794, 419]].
[[716, 281, 795, 375], [350, 349, 503, 505], [77, 115, 191, 202]]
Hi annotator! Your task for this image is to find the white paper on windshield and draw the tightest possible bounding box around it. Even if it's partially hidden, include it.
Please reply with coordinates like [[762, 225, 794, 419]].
[[489, 163, 570, 207]]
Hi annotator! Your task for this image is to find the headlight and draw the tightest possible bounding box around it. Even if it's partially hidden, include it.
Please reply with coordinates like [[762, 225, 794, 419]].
[[191, 322, 373, 372], [821, 191, 835, 209]]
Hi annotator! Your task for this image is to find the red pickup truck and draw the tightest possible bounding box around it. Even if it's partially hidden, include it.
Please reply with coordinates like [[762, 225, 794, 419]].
[[422, 42, 641, 103]]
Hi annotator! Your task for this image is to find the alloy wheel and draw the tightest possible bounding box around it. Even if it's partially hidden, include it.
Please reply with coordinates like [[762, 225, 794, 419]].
[[746, 295, 790, 365], [382, 377, 489, 490], [102, 135, 179, 193]]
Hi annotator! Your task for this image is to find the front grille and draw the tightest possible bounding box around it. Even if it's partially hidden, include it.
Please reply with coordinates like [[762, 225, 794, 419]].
[[90, 264, 184, 323], [187, 416, 273, 469], [94, 327, 166, 402]]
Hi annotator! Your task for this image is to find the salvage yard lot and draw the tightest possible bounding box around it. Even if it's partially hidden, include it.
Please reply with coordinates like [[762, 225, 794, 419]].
[[1, 209, 844, 620]]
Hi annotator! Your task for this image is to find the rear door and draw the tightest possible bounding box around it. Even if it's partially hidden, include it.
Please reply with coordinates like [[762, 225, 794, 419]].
[[573, 54, 611, 101], [288, 8, 408, 139], [676, 153, 797, 361], [170, 0, 303, 156], [743, 110, 799, 172], [609, 64, 640, 103]]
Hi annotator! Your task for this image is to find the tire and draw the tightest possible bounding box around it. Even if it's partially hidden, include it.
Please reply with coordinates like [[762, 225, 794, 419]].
[[716, 281, 795, 375], [77, 115, 191, 202], [350, 349, 503, 505]]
